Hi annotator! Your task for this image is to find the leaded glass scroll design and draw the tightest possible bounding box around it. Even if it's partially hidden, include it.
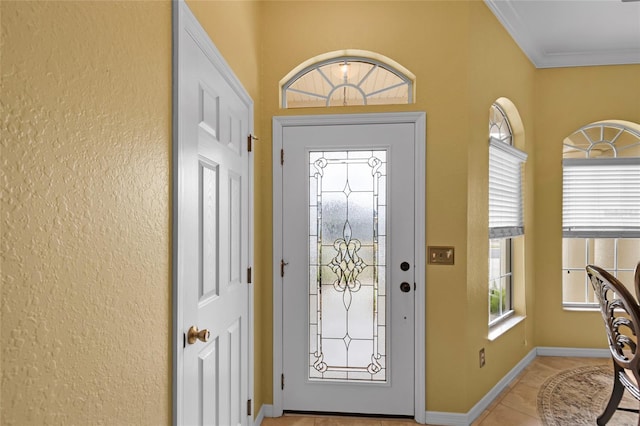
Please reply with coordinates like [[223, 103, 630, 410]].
[[309, 150, 387, 382]]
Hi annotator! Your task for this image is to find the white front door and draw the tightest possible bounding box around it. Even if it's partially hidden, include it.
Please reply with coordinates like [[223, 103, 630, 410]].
[[174, 3, 253, 425], [273, 114, 425, 417]]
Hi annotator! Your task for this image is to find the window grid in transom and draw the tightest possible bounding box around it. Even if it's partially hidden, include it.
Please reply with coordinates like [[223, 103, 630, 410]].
[[283, 57, 413, 109], [489, 103, 513, 146]]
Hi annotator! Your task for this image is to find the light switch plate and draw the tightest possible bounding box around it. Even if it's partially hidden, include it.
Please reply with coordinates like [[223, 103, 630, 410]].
[[428, 246, 455, 265]]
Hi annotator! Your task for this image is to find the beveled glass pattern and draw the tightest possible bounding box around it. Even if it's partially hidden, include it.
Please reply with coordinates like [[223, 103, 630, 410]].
[[309, 150, 387, 382]]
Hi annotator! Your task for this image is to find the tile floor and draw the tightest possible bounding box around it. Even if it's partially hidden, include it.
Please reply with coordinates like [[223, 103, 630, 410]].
[[260, 356, 617, 426]]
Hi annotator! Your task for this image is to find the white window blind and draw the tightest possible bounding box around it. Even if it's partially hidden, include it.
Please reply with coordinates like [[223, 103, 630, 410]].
[[489, 139, 527, 239], [563, 157, 640, 238]]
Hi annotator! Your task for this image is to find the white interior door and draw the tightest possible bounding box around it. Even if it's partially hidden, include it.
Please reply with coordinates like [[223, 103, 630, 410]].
[[175, 3, 253, 425], [274, 115, 424, 417]]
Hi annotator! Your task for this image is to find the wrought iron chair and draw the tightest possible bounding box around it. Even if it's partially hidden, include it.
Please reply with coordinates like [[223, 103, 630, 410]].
[[587, 264, 640, 425]]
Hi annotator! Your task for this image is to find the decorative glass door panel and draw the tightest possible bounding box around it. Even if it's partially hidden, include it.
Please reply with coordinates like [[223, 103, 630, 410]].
[[277, 117, 421, 417], [308, 150, 387, 382]]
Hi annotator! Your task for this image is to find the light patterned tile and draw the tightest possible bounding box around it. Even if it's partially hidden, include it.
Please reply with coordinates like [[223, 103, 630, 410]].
[[262, 415, 317, 426], [470, 410, 490, 426], [518, 362, 565, 388], [486, 386, 510, 411], [534, 356, 591, 371], [380, 419, 418, 425], [500, 382, 540, 419], [477, 403, 542, 426], [314, 417, 382, 426], [261, 357, 615, 426]]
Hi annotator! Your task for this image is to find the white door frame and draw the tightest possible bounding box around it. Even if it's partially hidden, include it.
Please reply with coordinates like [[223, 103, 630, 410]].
[[172, 1, 254, 424], [272, 112, 426, 423]]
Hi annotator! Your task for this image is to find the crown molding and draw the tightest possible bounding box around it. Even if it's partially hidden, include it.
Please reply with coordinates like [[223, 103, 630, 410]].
[[484, 0, 640, 68]]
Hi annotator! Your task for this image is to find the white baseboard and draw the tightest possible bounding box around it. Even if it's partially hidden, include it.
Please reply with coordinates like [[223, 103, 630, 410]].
[[254, 404, 272, 426], [425, 347, 537, 426], [424, 410, 469, 426], [536, 346, 609, 358], [262, 348, 608, 426]]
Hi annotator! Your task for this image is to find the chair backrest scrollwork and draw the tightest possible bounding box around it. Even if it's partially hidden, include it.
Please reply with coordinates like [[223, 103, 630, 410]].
[[587, 265, 640, 375]]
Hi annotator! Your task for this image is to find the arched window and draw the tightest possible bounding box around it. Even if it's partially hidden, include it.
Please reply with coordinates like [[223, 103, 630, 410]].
[[488, 101, 527, 327], [563, 122, 640, 159], [281, 50, 414, 108], [562, 121, 640, 307], [489, 103, 513, 146]]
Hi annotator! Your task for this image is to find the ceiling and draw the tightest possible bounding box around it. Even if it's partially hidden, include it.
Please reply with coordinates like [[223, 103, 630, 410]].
[[484, 0, 640, 68]]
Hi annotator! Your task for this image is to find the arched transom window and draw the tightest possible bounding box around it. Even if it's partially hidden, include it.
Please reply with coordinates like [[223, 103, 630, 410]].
[[281, 52, 414, 108], [563, 122, 640, 159]]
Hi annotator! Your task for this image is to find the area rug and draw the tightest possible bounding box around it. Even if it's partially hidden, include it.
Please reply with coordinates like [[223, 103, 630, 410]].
[[537, 364, 638, 425]]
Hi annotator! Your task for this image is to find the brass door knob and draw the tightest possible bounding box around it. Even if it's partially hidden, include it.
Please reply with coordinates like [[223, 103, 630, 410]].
[[187, 326, 210, 345]]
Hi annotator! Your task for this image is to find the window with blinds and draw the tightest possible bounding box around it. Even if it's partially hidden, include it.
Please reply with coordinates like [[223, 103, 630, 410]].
[[563, 158, 640, 238], [561, 121, 640, 307], [489, 139, 528, 239], [488, 101, 526, 327]]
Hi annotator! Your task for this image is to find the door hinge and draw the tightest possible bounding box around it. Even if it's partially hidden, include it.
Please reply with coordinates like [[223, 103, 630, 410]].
[[280, 148, 284, 165], [247, 267, 252, 284], [281, 373, 285, 390], [183, 333, 186, 348], [247, 134, 258, 152], [247, 399, 252, 416], [280, 259, 288, 278]]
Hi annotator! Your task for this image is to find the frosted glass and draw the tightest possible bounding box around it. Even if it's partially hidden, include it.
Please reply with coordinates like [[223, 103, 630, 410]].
[[378, 237, 387, 269], [309, 266, 318, 294], [618, 239, 640, 269], [348, 162, 374, 191], [309, 325, 317, 353], [309, 237, 318, 265], [321, 285, 347, 338], [322, 339, 347, 367], [378, 296, 386, 326], [563, 270, 587, 303], [322, 193, 348, 242], [309, 150, 387, 382], [593, 239, 615, 269], [349, 286, 374, 339], [349, 340, 375, 366], [348, 192, 374, 243], [309, 207, 318, 235]]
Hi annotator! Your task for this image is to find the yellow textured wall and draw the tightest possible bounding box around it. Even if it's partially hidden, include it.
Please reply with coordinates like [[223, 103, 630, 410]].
[[3, 0, 636, 422], [534, 65, 640, 348], [465, 0, 536, 407], [1, 2, 172, 424]]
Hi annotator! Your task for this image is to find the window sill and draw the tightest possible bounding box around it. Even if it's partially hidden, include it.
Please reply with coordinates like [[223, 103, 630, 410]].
[[562, 304, 598, 311], [488, 314, 526, 341]]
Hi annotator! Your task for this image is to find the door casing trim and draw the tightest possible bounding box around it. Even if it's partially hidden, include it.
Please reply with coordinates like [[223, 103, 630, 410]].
[[272, 112, 426, 423]]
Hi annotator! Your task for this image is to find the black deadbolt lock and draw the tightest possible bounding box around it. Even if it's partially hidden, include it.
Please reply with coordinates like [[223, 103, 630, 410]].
[[400, 261, 410, 271]]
